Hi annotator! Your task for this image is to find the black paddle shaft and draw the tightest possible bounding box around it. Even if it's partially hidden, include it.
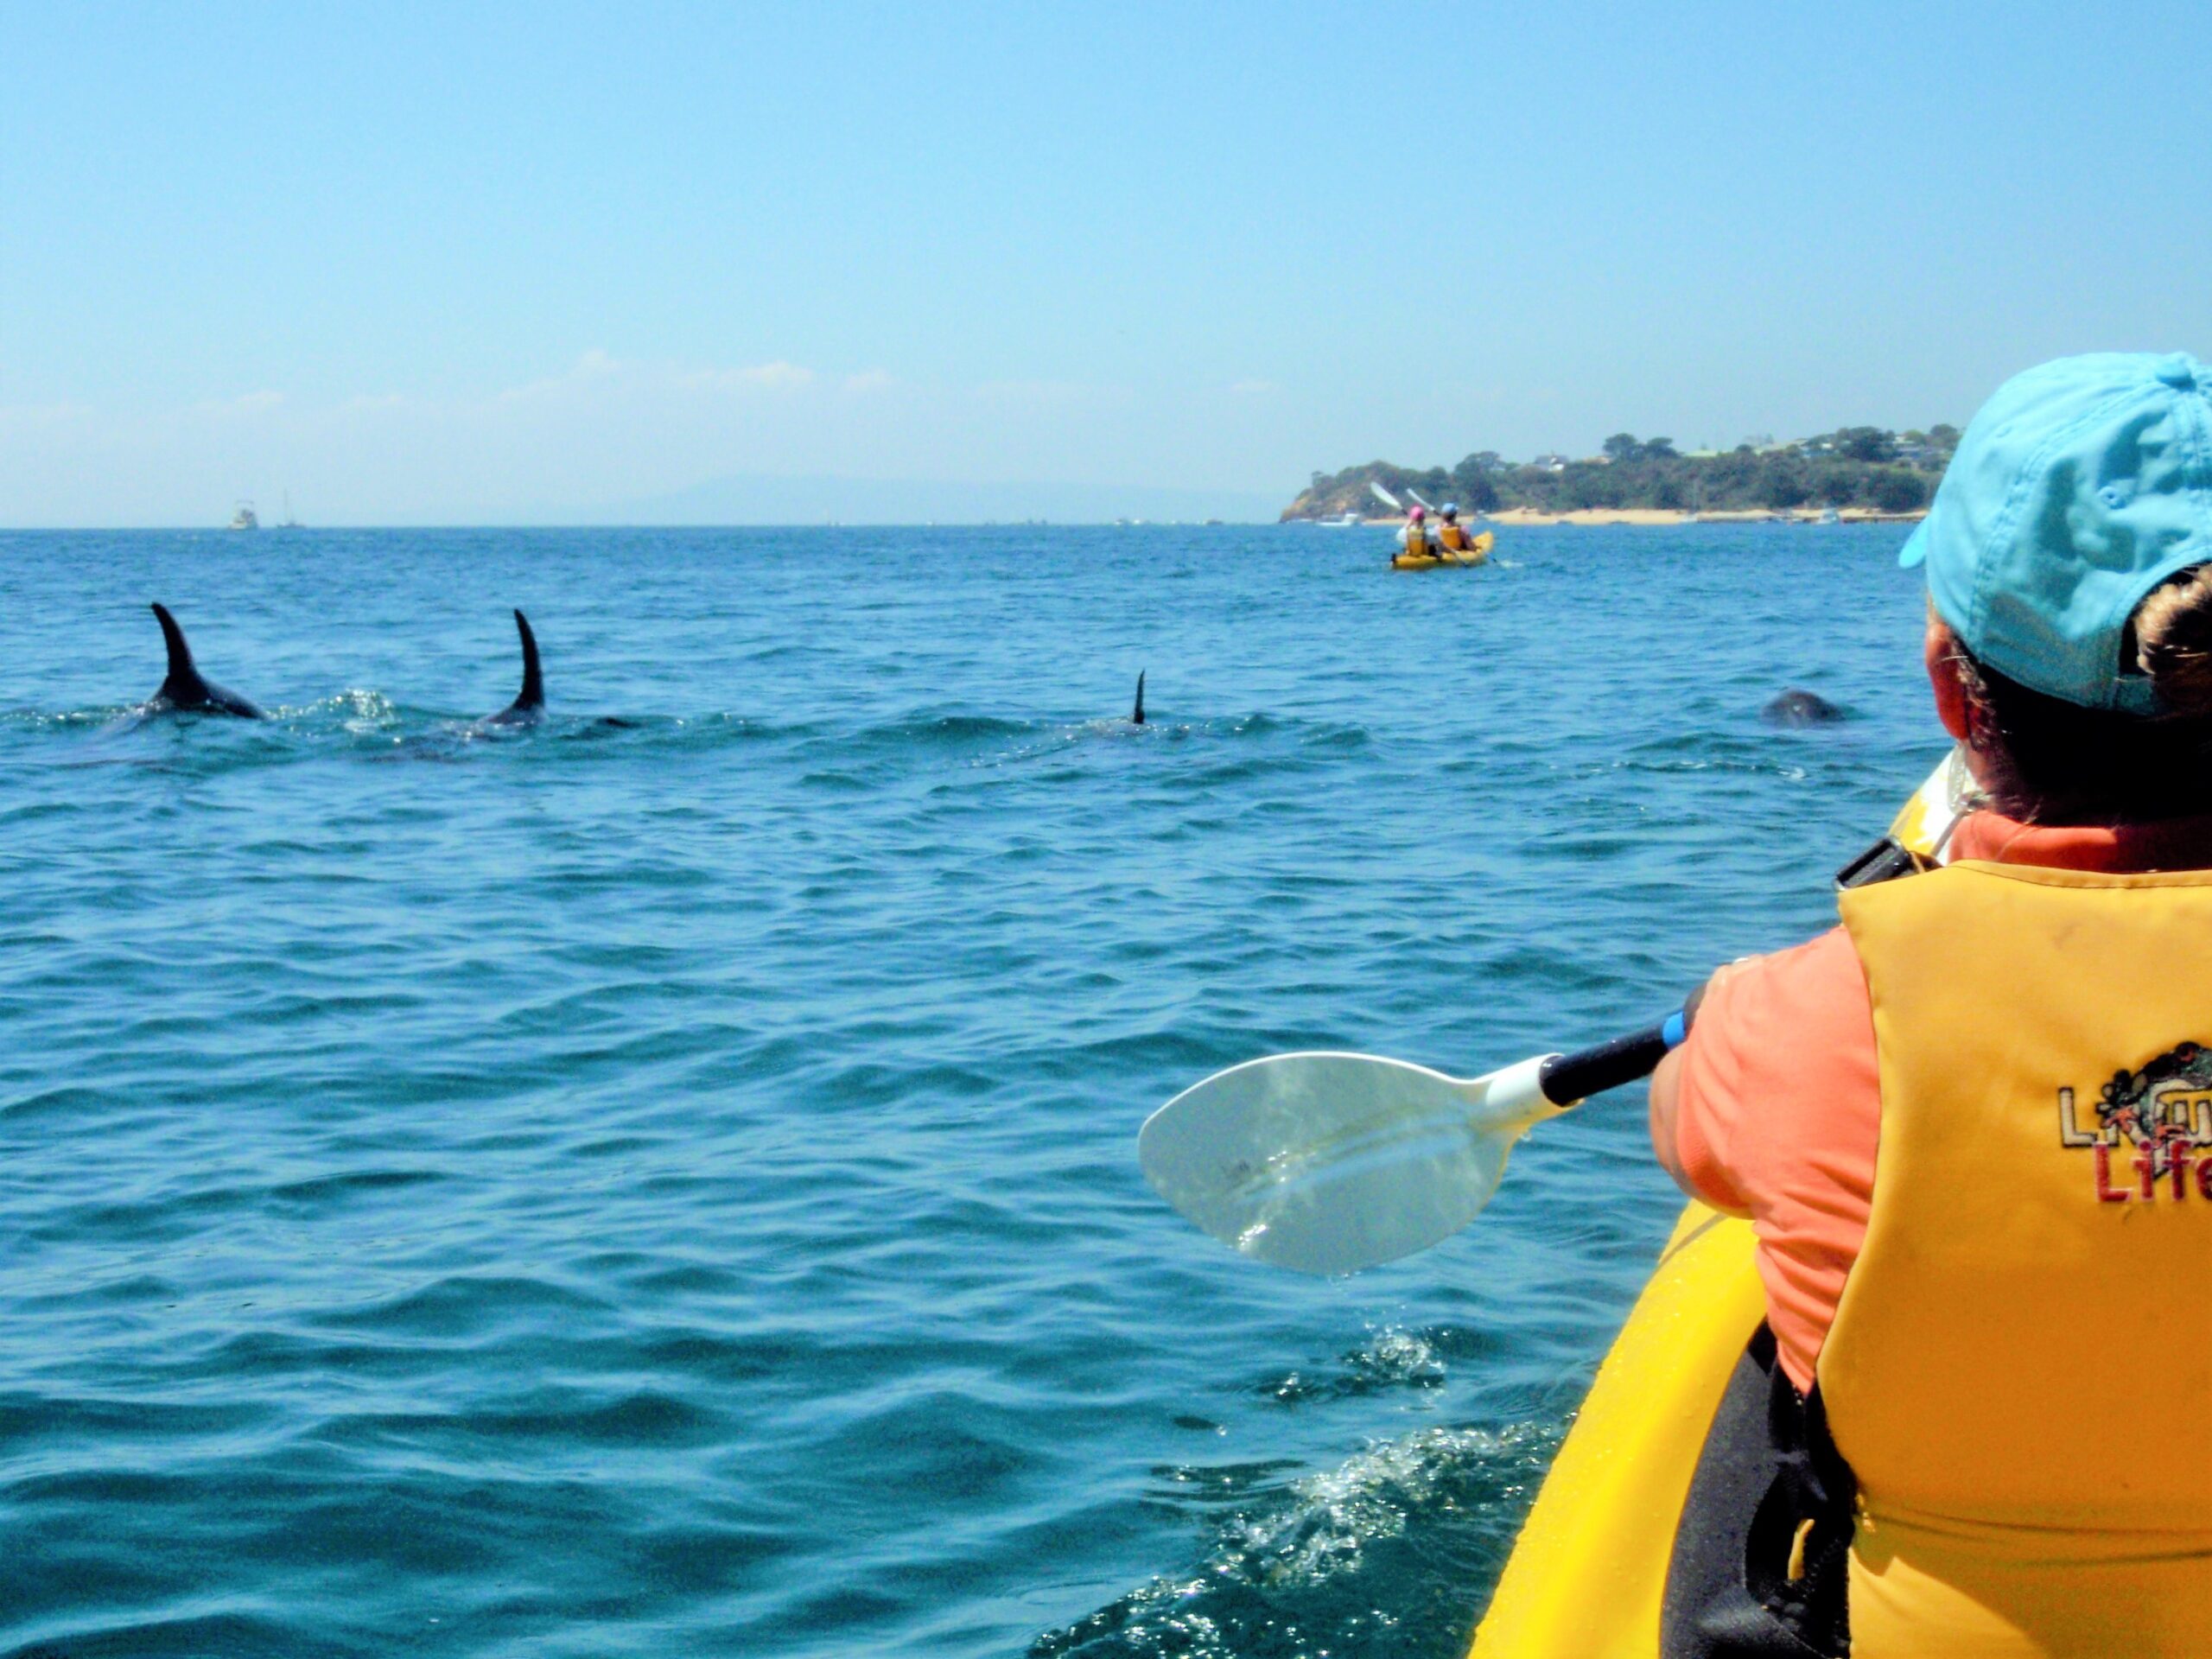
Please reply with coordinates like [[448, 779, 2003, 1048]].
[[1537, 1023, 1675, 1106], [1530, 809, 1944, 1108], [1534, 978, 1715, 1105]]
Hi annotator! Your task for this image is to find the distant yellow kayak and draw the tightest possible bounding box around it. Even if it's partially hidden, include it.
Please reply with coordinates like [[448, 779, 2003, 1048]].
[[1393, 531, 1494, 570]]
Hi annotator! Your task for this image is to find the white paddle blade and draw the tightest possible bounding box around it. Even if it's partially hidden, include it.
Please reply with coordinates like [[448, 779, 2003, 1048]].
[[1138, 1052, 1560, 1275], [1369, 480, 1402, 511]]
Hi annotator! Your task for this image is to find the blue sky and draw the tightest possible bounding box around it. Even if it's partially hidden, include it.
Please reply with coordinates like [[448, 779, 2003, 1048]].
[[2, 1, 2207, 524]]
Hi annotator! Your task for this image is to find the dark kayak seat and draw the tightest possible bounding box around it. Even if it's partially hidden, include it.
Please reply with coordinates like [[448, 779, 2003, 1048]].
[[1661, 1323, 1856, 1659]]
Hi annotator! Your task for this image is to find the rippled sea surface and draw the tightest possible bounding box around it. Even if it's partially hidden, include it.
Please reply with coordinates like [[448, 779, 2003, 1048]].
[[1, 524, 1929, 1658]]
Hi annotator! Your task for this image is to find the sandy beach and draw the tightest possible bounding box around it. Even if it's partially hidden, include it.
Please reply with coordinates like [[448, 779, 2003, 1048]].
[[1350, 506, 1929, 528]]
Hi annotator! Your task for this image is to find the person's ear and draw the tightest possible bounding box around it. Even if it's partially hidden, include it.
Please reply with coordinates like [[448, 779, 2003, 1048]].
[[1925, 614, 1972, 742]]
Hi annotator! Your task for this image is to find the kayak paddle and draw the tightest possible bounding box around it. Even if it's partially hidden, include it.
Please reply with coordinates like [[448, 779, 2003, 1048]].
[[1366, 480, 1442, 517], [1138, 1014, 1688, 1275], [1139, 751, 1980, 1275]]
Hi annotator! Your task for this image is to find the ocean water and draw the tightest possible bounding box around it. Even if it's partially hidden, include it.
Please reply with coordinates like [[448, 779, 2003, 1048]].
[[0, 524, 1929, 1659]]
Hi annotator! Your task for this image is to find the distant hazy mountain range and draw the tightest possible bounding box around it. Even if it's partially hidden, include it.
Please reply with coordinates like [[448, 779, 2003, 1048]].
[[578, 473, 1281, 525]]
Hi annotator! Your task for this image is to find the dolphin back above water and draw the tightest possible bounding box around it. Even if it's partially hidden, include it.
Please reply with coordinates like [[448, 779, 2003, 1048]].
[[1132, 671, 1146, 727], [1761, 687, 1848, 727], [478, 609, 546, 727], [148, 603, 267, 718]]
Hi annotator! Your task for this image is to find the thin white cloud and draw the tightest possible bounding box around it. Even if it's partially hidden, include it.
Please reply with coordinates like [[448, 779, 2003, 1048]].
[[843, 369, 894, 394], [494, 349, 624, 404], [741, 360, 814, 390], [343, 351, 835, 415]]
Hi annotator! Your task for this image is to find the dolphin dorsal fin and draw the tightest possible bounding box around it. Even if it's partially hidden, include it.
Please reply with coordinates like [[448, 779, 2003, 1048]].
[[512, 610, 544, 713], [1133, 670, 1146, 726], [151, 602, 210, 703]]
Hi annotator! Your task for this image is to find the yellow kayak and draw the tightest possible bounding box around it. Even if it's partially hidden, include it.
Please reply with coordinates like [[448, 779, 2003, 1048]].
[[1394, 531, 1494, 570], [1468, 1202, 1761, 1655], [1465, 752, 1970, 1656]]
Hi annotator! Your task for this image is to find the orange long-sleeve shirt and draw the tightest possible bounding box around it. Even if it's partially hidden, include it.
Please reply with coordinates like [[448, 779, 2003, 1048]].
[[1669, 809, 2212, 1393]]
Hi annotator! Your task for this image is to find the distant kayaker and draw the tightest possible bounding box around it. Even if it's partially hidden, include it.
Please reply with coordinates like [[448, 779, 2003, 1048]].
[[1647, 352, 2212, 1659], [1398, 504, 1430, 559], [1434, 505, 1478, 555]]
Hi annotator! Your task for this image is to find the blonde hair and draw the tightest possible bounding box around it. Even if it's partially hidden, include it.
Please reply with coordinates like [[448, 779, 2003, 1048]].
[[2132, 565, 2212, 716], [1941, 565, 2212, 823]]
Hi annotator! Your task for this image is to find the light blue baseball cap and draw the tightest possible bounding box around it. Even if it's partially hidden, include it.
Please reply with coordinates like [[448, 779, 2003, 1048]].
[[1901, 351, 2212, 715]]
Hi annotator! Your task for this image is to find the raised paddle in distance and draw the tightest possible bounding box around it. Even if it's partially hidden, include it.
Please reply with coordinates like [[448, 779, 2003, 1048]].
[[1365, 480, 1440, 515], [1138, 1016, 1687, 1275]]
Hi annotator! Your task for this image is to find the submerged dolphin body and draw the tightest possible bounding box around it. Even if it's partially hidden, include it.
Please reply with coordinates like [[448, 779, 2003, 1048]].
[[1762, 688, 1848, 727], [1132, 671, 1146, 727], [478, 610, 545, 728], [146, 603, 267, 718]]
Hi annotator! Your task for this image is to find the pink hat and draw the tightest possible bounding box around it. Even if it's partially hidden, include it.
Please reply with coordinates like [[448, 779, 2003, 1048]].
[[1408, 505, 1426, 520]]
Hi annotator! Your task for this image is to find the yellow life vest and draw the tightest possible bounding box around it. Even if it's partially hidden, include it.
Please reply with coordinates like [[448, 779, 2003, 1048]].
[[1404, 520, 1429, 555], [1830, 861, 2212, 1658], [1437, 521, 1469, 551]]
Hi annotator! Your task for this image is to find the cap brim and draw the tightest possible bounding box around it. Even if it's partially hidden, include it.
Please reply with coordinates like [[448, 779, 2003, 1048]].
[[1897, 518, 1930, 569]]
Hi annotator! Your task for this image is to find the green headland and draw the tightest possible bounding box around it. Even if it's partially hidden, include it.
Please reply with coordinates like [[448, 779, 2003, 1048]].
[[1283, 425, 1959, 522]]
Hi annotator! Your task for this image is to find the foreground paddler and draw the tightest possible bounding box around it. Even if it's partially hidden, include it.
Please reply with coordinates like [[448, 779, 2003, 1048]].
[[1143, 352, 2212, 1658], [1643, 352, 2212, 1657]]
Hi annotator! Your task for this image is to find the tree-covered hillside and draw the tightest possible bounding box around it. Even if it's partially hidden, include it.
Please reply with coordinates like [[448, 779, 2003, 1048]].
[[1284, 426, 1959, 518]]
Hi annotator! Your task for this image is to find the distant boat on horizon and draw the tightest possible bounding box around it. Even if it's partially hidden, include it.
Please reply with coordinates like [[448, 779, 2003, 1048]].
[[276, 490, 302, 530], [228, 500, 260, 531]]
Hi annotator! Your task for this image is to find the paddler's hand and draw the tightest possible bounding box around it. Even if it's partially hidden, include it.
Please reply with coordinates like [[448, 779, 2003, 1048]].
[[1649, 960, 1753, 1203]]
